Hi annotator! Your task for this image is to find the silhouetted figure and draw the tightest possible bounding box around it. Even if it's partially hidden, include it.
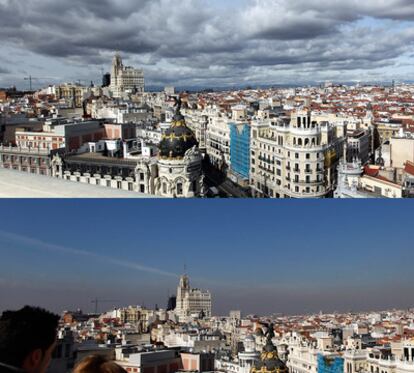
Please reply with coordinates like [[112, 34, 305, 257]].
[[0, 306, 59, 373]]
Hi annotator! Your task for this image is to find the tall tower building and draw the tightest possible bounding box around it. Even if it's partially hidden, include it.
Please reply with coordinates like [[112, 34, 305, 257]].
[[175, 274, 211, 322], [110, 53, 144, 98]]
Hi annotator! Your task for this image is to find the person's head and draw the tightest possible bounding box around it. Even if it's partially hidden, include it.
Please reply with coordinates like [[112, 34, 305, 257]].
[[74, 355, 127, 373], [0, 306, 59, 373]]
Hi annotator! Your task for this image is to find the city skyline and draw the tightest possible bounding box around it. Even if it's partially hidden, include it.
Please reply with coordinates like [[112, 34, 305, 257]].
[[1, 200, 413, 315], [1, 0, 414, 90]]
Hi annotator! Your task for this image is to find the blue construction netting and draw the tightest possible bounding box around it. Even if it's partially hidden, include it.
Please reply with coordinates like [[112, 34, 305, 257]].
[[230, 123, 250, 179]]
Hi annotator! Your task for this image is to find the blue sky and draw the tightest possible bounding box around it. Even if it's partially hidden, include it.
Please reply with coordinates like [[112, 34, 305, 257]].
[[1, 0, 414, 89], [1, 200, 413, 316]]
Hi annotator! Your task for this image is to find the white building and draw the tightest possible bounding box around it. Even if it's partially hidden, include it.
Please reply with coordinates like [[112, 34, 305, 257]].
[[215, 335, 260, 373], [175, 274, 212, 322], [110, 53, 145, 98], [155, 102, 206, 198], [205, 108, 231, 172], [344, 340, 414, 373], [250, 110, 346, 198]]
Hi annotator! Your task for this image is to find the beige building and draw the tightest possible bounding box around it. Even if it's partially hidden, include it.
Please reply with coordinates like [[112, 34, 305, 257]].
[[182, 108, 208, 152], [110, 53, 145, 98], [55, 83, 89, 108], [360, 174, 403, 198], [205, 109, 231, 172], [176, 274, 211, 322], [390, 136, 414, 169], [344, 340, 414, 373], [250, 110, 345, 198]]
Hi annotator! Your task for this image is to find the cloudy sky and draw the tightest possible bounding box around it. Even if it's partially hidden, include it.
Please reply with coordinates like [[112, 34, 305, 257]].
[[0, 0, 414, 89], [1, 200, 414, 316]]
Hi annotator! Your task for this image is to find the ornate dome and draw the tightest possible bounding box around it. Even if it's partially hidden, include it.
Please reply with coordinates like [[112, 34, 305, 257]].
[[159, 98, 198, 159], [251, 324, 287, 373]]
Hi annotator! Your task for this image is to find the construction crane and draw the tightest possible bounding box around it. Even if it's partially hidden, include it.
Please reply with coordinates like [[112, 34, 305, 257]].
[[91, 298, 120, 314], [24, 75, 53, 91]]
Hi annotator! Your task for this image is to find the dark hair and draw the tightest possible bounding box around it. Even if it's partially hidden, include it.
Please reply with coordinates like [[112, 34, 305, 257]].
[[0, 306, 60, 367], [74, 355, 127, 373]]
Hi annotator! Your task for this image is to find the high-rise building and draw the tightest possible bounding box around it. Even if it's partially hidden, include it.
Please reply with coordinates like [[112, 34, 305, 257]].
[[110, 53, 145, 98], [175, 274, 211, 322]]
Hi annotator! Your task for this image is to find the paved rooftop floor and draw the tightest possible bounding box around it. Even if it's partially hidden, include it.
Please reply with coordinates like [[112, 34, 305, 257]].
[[0, 168, 158, 198]]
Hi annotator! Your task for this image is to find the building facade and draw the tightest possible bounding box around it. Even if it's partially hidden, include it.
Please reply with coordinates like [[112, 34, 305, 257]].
[[0, 144, 53, 176], [111, 53, 145, 98], [155, 100, 205, 198], [230, 123, 251, 185], [250, 110, 345, 198], [175, 274, 212, 322], [206, 110, 231, 173]]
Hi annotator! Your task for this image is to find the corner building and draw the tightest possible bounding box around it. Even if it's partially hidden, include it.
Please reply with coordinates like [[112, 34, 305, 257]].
[[155, 104, 205, 198], [250, 110, 345, 198]]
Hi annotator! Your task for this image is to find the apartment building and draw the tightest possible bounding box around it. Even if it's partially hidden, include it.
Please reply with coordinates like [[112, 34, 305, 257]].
[[250, 110, 345, 198]]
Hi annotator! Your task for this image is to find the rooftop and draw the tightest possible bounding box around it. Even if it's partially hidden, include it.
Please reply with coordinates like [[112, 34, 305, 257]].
[[0, 168, 160, 198]]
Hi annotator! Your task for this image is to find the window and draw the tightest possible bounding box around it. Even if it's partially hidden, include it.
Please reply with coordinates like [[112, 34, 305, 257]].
[[163, 183, 167, 194], [177, 183, 183, 195], [306, 153, 310, 159], [295, 153, 299, 159], [128, 183, 134, 191], [140, 184, 145, 193]]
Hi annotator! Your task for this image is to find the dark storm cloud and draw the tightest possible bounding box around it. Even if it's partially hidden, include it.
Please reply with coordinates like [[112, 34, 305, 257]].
[[0, 0, 413, 85]]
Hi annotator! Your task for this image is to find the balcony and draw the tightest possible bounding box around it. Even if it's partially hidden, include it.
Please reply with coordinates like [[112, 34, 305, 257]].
[[286, 188, 328, 199], [289, 126, 321, 136], [292, 179, 324, 186]]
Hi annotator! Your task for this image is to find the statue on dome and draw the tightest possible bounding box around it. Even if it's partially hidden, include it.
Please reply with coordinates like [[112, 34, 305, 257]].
[[172, 96, 182, 114], [265, 323, 275, 340]]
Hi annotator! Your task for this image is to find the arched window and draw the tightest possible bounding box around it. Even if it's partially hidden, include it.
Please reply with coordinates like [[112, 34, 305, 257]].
[[293, 137, 297, 145], [298, 138, 303, 146], [305, 138, 310, 146], [297, 117, 301, 127], [177, 182, 183, 195]]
